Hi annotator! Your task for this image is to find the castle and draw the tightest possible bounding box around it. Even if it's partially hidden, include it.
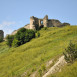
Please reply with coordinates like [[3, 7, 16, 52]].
[[11, 15, 70, 35], [24, 15, 70, 30], [0, 30, 4, 40]]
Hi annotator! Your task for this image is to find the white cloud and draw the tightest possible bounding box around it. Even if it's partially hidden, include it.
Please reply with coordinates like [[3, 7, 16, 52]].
[[0, 21, 16, 28], [0, 21, 16, 37]]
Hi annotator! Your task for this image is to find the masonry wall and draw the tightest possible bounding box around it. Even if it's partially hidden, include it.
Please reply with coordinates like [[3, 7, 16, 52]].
[[43, 15, 48, 27], [49, 19, 62, 27], [30, 16, 39, 30]]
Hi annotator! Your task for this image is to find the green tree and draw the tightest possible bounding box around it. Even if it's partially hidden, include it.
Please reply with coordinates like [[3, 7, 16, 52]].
[[12, 28, 35, 47], [12, 39, 19, 47], [6, 35, 14, 47], [63, 42, 77, 63], [36, 32, 40, 38], [0, 37, 3, 42]]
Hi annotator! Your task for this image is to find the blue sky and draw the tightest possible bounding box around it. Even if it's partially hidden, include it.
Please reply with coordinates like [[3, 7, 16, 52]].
[[0, 0, 77, 36]]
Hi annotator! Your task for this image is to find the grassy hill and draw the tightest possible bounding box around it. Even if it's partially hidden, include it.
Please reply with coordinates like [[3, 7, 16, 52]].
[[0, 26, 77, 77]]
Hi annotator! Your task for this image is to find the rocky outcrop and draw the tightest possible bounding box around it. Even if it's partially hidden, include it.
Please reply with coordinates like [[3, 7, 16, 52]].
[[43, 56, 67, 77]]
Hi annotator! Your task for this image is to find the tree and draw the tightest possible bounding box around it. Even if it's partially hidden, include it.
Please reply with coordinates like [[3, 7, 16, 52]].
[[12, 39, 19, 47], [63, 42, 77, 63], [36, 32, 40, 38], [6, 35, 14, 47], [12, 28, 35, 47], [0, 37, 3, 42]]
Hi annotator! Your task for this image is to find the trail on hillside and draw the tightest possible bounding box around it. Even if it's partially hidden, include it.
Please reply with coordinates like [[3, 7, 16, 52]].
[[42, 56, 67, 77]]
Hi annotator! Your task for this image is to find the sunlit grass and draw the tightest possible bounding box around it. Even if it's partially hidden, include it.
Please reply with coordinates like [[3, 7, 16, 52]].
[[0, 26, 77, 77]]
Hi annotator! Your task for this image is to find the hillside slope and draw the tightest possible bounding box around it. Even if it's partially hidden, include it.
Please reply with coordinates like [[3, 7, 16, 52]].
[[0, 26, 77, 77], [49, 58, 77, 77]]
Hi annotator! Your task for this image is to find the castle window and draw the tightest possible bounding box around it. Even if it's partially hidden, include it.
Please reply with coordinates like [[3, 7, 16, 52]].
[[41, 21, 43, 25]]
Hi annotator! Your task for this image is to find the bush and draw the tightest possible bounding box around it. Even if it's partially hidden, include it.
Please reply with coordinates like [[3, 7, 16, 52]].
[[15, 28, 27, 45], [38, 69, 42, 77], [41, 65, 46, 71], [12, 39, 19, 47], [44, 27, 47, 30], [0, 37, 3, 42], [11, 28, 35, 47], [63, 42, 77, 63], [6, 35, 14, 47], [36, 32, 40, 38], [6, 28, 35, 47]]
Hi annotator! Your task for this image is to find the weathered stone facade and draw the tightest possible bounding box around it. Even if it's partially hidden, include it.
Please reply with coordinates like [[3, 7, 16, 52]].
[[25, 15, 70, 30], [0, 30, 4, 39]]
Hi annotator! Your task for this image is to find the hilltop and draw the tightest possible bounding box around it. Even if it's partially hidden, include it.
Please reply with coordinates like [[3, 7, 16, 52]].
[[0, 26, 77, 77]]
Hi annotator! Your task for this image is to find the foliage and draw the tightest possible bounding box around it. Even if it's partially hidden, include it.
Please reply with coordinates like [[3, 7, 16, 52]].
[[6, 35, 14, 47], [35, 25, 44, 30], [36, 32, 40, 37], [63, 42, 77, 63], [44, 27, 47, 30], [38, 69, 42, 77], [0, 37, 3, 42], [12, 38, 19, 47], [6, 28, 35, 47], [39, 25, 44, 30], [41, 65, 46, 71]]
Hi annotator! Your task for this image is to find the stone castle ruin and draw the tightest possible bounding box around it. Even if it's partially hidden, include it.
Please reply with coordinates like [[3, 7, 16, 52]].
[[11, 15, 70, 35], [0, 30, 4, 40], [24, 15, 70, 30]]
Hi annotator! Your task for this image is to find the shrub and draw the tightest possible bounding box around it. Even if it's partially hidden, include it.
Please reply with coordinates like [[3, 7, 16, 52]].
[[63, 42, 77, 63], [27, 29, 35, 40], [12, 39, 19, 47], [0, 37, 3, 42], [12, 28, 35, 47], [6, 35, 14, 47], [6, 28, 35, 47], [36, 32, 40, 38], [39, 25, 44, 30], [44, 27, 47, 30], [38, 69, 42, 77], [41, 65, 46, 71]]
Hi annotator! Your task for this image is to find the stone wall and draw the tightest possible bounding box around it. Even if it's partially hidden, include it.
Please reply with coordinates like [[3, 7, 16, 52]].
[[11, 15, 70, 35], [48, 19, 62, 27], [29, 15, 70, 30], [43, 15, 48, 27], [30, 16, 39, 30]]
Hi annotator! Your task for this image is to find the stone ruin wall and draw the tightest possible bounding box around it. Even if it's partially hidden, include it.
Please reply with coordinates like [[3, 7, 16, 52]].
[[48, 19, 62, 27], [29, 15, 70, 30], [11, 15, 70, 35]]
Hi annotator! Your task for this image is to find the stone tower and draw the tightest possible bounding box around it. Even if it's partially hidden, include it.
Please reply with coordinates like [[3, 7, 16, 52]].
[[30, 16, 36, 30], [43, 15, 48, 27]]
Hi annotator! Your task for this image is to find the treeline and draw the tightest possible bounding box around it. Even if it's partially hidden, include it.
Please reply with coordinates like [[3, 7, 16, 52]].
[[6, 28, 37, 47]]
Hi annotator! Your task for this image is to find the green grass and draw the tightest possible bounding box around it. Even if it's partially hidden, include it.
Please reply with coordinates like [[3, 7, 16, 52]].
[[0, 26, 77, 77]]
